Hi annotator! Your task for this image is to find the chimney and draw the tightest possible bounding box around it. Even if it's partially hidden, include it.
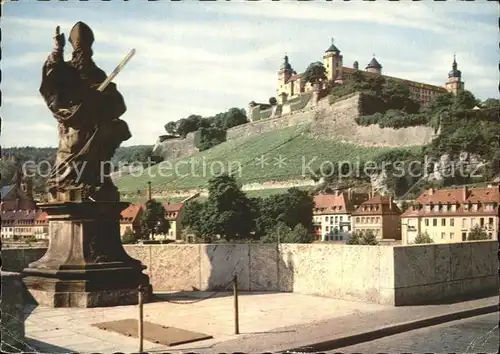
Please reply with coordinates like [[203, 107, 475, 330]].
[[462, 186, 468, 201]]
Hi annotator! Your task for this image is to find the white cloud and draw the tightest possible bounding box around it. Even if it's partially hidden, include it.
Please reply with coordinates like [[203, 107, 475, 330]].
[[1, 2, 497, 148], [2, 95, 45, 107]]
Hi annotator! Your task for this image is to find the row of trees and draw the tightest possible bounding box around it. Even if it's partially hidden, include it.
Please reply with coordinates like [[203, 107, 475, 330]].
[[180, 174, 315, 243]]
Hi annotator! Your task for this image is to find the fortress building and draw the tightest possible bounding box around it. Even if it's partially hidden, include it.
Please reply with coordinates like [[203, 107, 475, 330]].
[[276, 39, 464, 105]]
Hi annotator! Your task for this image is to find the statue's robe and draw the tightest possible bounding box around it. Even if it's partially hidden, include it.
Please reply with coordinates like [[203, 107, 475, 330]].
[[39, 51, 131, 194]]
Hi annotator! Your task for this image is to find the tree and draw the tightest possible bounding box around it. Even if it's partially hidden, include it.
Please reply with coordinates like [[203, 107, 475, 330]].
[[139, 199, 170, 239], [253, 188, 314, 239], [184, 174, 255, 241], [347, 230, 379, 245], [122, 228, 138, 244], [302, 61, 327, 86], [195, 127, 227, 151], [414, 231, 434, 244], [176, 115, 203, 138], [467, 225, 491, 241], [260, 222, 314, 244], [164, 121, 177, 135], [481, 98, 500, 109]]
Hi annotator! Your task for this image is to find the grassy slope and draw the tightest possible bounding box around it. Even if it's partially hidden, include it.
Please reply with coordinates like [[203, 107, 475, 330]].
[[116, 125, 420, 193]]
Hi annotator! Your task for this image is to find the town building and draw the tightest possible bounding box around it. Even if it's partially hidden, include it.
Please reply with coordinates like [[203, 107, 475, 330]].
[[0, 209, 47, 240], [351, 194, 402, 240], [163, 202, 184, 241], [313, 190, 369, 241], [276, 38, 463, 105], [401, 185, 499, 244], [120, 204, 143, 237], [1, 169, 36, 211]]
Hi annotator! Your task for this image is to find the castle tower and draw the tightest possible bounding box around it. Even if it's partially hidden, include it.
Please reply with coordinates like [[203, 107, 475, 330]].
[[445, 54, 464, 94], [323, 38, 343, 82], [277, 54, 294, 96], [365, 55, 382, 75]]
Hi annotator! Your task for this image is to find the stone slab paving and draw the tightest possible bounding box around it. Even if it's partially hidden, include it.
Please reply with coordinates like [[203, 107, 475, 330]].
[[24, 292, 389, 353]]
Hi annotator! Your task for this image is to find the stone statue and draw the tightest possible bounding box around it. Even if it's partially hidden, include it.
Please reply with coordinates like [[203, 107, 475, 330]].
[[39, 22, 131, 202]]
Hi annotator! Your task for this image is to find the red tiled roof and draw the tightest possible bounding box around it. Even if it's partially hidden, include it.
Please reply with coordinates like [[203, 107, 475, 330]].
[[352, 194, 401, 215], [120, 204, 142, 223], [163, 203, 184, 212], [288, 74, 302, 81], [313, 191, 369, 214], [401, 186, 500, 217]]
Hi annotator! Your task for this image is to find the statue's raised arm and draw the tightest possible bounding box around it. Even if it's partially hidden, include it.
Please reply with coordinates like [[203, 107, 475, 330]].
[[39, 22, 132, 203]]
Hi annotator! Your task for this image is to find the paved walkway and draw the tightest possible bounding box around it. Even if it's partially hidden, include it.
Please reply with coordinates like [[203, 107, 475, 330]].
[[23, 292, 389, 353], [22, 293, 498, 354]]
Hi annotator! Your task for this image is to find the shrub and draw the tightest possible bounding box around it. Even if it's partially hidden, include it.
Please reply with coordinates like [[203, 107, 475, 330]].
[[414, 231, 433, 244], [122, 228, 138, 244], [467, 225, 491, 241], [347, 230, 379, 245]]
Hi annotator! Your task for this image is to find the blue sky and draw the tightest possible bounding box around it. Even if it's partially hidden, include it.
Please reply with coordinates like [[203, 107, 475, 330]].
[[1, 0, 498, 148]]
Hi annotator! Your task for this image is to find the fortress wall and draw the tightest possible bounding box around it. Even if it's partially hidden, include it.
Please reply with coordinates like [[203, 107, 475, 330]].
[[226, 106, 317, 141], [155, 92, 436, 161], [310, 93, 436, 147], [153, 132, 198, 160]]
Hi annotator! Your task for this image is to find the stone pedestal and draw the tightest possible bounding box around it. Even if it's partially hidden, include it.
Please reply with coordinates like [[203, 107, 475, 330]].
[[22, 201, 152, 308]]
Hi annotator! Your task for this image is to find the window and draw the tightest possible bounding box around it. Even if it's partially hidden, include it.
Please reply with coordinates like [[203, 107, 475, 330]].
[[480, 218, 484, 227], [450, 218, 454, 227], [355, 217, 360, 223], [441, 232, 446, 239], [450, 232, 454, 239], [488, 233, 492, 239], [335, 216, 338, 223], [462, 218, 467, 228], [441, 218, 446, 226], [433, 219, 437, 227], [433, 204, 440, 212], [489, 218, 494, 225], [472, 204, 478, 211], [425, 205, 431, 212], [471, 218, 476, 227], [340, 216, 343, 222], [425, 219, 429, 226], [361, 217, 366, 223], [326, 226, 330, 231]]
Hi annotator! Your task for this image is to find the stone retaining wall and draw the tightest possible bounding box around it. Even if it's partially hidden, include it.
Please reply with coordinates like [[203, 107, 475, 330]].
[[5, 242, 496, 306]]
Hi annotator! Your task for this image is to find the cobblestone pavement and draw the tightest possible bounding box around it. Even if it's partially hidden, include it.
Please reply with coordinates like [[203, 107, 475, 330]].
[[329, 312, 499, 354]]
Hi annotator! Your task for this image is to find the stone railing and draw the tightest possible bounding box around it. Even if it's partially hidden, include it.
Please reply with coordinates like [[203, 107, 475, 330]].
[[3, 241, 497, 306]]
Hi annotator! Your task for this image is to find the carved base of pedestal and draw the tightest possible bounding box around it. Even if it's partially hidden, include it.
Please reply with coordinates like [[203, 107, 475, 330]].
[[24, 280, 152, 308], [22, 201, 152, 308]]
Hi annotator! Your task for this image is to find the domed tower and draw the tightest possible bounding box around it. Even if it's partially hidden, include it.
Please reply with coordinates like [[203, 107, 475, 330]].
[[365, 55, 382, 75], [323, 38, 343, 82], [445, 54, 464, 94], [277, 54, 294, 96]]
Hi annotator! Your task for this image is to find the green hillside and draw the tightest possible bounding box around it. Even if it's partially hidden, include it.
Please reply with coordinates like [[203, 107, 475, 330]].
[[115, 125, 419, 193]]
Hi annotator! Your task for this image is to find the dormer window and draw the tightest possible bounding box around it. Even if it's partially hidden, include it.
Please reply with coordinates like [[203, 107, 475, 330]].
[[451, 204, 457, 212], [463, 203, 469, 211], [471, 203, 478, 211], [424, 204, 431, 212], [433, 204, 440, 212]]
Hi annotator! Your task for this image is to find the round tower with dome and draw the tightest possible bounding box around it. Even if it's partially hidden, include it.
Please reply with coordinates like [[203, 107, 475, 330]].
[[445, 54, 464, 94]]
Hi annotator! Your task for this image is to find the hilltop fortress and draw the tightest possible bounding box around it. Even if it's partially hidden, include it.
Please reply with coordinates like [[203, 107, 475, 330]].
[[154, 39, 465, 160]]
